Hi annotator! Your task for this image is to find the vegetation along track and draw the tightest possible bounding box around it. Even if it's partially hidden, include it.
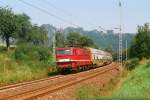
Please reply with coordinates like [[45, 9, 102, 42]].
[[0, 63, 120, 100]]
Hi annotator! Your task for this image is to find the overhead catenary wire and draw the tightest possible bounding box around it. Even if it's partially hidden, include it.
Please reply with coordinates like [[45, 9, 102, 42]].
[[41, 0, 98, 29], [18, 0, 80, 28], [43, 0, 73, 17], [17, 0, 81, 62]]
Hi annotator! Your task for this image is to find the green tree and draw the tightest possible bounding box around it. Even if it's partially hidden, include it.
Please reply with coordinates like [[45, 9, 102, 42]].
[[130, 23, 150, 59], [27, 25, 48, 46], [56, 32, 65, 47], [0, 7, 17, 50], [66, 32, 96, 48], [79, 35, 96, 47], [15, 13, 31, 43], [66, 32, 81, 46]]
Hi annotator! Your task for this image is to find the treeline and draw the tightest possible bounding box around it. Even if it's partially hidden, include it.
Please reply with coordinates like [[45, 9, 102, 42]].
[[0, 7, 50, 62], [55, 31, 97, 48], [129, 23, 150, 59], [125, 23, 150, 71]]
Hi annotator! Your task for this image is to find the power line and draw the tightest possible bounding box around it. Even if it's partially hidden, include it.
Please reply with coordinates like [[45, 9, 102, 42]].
[[43, 0, 73, 17], [18, 0, 80, 27], [18, 0, 85, 63], [41, 0, 97, 29]]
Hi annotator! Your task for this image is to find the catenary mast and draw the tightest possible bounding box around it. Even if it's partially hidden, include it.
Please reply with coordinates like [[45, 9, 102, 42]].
[[119, 0, 123, 67]]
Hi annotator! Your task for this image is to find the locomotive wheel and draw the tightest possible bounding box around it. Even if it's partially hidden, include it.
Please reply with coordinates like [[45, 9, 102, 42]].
[[86, 66, 90, 70], [89, 65, 93, 69], [77, 67, 81, 72], [58, 69, 65, 74], [72, 67, 79, 73], [92, 64, 96, 69], [78, 66, 82, 72], [84, 66, 88, 71], [81, 66, 84, 71]]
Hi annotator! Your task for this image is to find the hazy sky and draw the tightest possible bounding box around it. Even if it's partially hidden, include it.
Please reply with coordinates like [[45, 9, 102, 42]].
[[0, 0, 150, 33]]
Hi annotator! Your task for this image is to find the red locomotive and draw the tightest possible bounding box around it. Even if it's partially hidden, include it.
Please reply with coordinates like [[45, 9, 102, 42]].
[[56, 47, 112, 72]]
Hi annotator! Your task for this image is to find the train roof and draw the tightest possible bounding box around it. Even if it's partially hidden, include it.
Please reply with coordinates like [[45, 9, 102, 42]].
[[87, 47, 112, 55], [56, 47, 112, 56], [56, 47, 87, 50]]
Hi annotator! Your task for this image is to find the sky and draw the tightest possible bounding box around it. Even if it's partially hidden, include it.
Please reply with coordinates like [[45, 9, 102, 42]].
[[0, 0, 150, 33]]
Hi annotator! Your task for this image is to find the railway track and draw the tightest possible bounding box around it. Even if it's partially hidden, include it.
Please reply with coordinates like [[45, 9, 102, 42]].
[[0, 63, 119, 100], [0, 75, 63, 91]]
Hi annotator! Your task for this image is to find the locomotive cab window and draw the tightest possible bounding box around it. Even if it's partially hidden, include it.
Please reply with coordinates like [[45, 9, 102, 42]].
[[57, 49, 71, 55]]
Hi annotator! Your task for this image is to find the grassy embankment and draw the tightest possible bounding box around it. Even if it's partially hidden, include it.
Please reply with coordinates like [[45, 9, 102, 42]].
[[76, 59, 150, 100], [0, 47, 56, 86]]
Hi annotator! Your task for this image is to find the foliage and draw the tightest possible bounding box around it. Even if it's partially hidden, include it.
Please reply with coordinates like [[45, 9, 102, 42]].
[[112, 63, 150, 99], [76, 85, 100, 100], [66, 32, 96, 47], [130, 23, 150, 59], [56, 32, 65, 47], [0, 7, 56, 85], [0, 46, 7, 52], [112, 52, 118, 61], [0, 53, 53, 85], [66, 32, 81, 46], [14, 43, 51, 62], [27, 25, 48, 46], [0, 7, 17, 49], [125, 58, 139, 71], [0, 7, 49, 48], [79, 35, 96, 48], [112, 50, 128, 62], [15, 13, 32, 42], [76, 61, 150, 100], [63, 27, 135, 51]]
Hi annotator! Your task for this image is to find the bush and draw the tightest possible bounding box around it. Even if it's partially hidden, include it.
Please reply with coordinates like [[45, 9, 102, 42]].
[[0, 46, 7, 52], [125, 58, 139, 71], [14, 43, 51, 62], [36, 46, 51, 61]]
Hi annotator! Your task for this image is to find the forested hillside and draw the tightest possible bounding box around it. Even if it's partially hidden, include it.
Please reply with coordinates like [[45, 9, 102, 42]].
[[43, 24, 135, 51]]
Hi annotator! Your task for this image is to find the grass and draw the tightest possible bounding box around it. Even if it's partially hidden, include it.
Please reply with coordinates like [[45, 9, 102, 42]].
[[0, 50, 56, 86], [76, 84, 100, 100], [76, 75, 121, 100], [112, 62, 150, 99], [76, 60, 150, 100]]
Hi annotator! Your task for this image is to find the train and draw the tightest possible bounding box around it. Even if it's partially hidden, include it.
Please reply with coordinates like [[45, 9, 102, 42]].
[[56, 47, 113, 72]]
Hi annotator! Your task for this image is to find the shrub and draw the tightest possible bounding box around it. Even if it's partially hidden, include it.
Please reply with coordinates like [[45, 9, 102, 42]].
[[36, 46, 51, 61], [125, 58, 139, 71], [14, 43, 51, 62], [0, 46, 7, 52]]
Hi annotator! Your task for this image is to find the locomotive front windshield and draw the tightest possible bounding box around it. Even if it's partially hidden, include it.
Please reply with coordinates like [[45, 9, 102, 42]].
[[57, 49, 71, 55]]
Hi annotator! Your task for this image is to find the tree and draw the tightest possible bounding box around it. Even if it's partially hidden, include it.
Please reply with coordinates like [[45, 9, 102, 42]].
[[129, 23, 150, 59], [0, 7, 17, 50], [66, 32, 81, 46], [14, 25, 49, 61], [27, 25, 48, 46], [15, 14, 48, 46], [15, 13, 31, 43], [79, 35, 96, 47], [66, 32, 96, 48], [56, 32, 65, 47]]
